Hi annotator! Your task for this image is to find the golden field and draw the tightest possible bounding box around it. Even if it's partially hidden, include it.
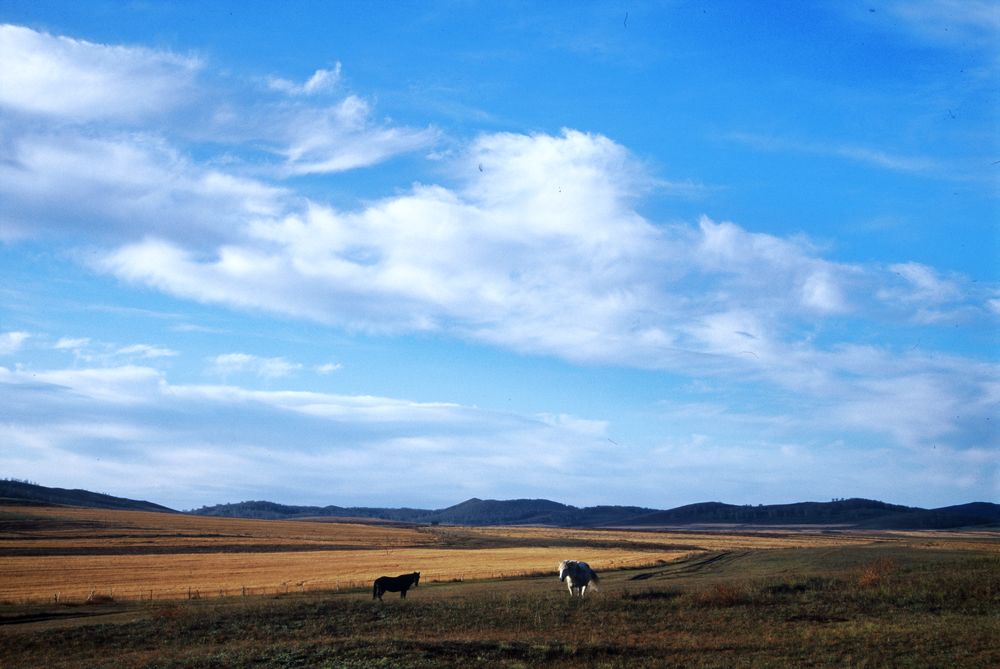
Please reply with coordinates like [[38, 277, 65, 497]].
[[0, 505, 685, 602], [0, 546, 689, 602], [2, 504, 998, 668], [2, 504, 996, 604]]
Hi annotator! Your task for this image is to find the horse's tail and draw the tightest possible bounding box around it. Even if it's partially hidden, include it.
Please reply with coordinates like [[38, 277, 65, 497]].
[[372, 581, 379, 599], [589, 569, 600, 588]]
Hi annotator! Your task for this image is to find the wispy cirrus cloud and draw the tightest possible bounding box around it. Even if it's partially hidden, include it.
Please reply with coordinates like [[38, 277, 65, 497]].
[[724, 131, 941, 174], [882, 0, 1000, 52], [50, 337, 177, 365], [274, 95, 440, 175], [116, 344, 178, 359], [207, 353, 303, 379], [267, 64, 342, 96], [0, 24, 434, 244]]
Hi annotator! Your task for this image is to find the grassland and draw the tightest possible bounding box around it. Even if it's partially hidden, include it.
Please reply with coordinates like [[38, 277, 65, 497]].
[[1, 504, 997, 667], [0, 505, 694, 602]]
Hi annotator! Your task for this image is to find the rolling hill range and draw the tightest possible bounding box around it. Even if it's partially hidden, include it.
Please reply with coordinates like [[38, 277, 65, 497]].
[[3, 481, 997, 529], [0, 479, 175, 513], [190, 496, 999, 530]]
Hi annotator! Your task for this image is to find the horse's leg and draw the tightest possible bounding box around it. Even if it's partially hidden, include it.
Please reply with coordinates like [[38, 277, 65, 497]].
[[581, 584, 587, 597], [400, 588, 407, 599]]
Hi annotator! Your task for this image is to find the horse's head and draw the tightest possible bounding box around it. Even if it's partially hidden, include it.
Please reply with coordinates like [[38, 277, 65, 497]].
[[558, 560, 572, 582], [413, 571, 420, 586]]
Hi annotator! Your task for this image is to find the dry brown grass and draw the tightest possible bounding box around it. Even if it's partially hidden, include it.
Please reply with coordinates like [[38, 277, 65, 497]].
[[3, 504, 996, 607], [0, 505, 685, 603], [458, 524, 879, 550], [0, 505, 433, 552], [0, 546, 684, 603]]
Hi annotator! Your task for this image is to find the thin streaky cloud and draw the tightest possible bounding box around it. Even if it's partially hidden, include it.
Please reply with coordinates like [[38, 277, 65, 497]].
[[208, 353, 303, 379], [267, 63, 342, 95], [724, 132, 941, 174]]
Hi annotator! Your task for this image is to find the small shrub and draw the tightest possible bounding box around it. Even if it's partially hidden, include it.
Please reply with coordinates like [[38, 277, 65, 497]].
[[855, 557, 897, 588]]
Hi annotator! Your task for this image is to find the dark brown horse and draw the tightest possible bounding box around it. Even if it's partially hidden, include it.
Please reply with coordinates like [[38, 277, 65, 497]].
[[373, 571, 420, 600]]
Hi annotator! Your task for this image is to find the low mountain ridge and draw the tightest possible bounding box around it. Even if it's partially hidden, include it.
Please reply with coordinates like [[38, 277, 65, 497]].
[[620, 498, 915, 526], [0, 480, 175, 513], [190, 496, 1000, 530], [2, 481, 996, 529]]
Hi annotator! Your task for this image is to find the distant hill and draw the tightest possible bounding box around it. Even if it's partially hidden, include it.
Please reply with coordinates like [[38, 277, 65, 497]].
[[4, 481, 995, 530], [191, 500, 428, 522], [853, 502, 1000, 530], [190, 496, 1000, 530], [620, 499, 915, 526], [0, 480, 176, 513]]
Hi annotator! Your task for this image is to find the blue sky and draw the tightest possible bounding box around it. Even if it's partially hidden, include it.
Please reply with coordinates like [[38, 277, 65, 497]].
[[0, 1, 996, 511]]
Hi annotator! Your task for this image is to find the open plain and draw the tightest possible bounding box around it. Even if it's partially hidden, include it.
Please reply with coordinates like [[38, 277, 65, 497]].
[[1, 504, 998, 667]]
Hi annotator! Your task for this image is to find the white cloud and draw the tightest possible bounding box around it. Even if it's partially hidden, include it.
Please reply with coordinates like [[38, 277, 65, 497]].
[[0, 331, 30, 355], [1, 24, 994, 507], [99, 130, 861, 370], [7, 120, 980, 466], [0, 132, 288, 243], [885, 262, 962, 303], [874, 262, 982, 324], [0, 363, 618, 508], [277, 95, 439, 175], [0, 24, 200, 121], [316, 362, 343, 374], [255, 63, 440, 176], [54, 337, 90, 350], [0, 365, 164, 404], [537, 413, 609, 437], [208, 353, 303, 379], [50, 337, 177, 364], [116, 344, 179, 359], [692, 216, 854, 315], [0, 25, 433, 241], [268, 63, 342, 95]]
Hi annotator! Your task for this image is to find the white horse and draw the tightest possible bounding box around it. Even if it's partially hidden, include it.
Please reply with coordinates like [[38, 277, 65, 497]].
[[558, 560, 599, 597]]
